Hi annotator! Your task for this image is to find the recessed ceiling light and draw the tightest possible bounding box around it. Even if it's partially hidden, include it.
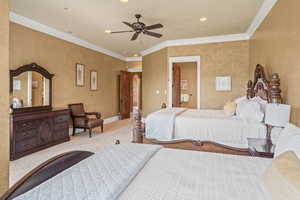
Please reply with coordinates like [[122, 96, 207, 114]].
[[105, 30, 111, 34], [200, 17, 207, 22], [134, 54, 139, 57], [120, 0, 128, 3]]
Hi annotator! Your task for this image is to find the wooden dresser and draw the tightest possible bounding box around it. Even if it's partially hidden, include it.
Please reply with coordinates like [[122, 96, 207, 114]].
[[10, 108, 70, 160]]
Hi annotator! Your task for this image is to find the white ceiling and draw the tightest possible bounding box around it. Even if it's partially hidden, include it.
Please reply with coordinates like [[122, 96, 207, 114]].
[[10, 0, 264, 58]]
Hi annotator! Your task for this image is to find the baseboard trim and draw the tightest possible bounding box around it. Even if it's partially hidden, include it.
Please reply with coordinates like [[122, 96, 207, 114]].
[[103, 115, 120, 124]]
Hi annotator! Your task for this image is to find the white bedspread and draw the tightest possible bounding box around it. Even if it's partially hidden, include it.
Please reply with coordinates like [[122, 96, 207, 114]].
[[145, 108, 187, 140], [13, 144, 162, 200], [119, 148, 272, 200], [175, 109, 267, 147]]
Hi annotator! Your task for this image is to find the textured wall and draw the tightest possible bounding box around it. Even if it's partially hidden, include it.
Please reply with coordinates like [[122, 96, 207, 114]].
[[179, 62, 197, 109], [0, 0, 10, 194], [10, 23, 126, 118], [250, 0, 300, 125], [168, 41, 250, 109], [142, 48, 168, 115]]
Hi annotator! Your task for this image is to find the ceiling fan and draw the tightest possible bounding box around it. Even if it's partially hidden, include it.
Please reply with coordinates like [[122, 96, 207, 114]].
[[110, 14, 163, 41]]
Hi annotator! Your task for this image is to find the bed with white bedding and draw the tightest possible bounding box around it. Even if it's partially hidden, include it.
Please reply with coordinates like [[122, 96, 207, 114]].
[[2, 143, 273, 200], [4, 122, 300, 200], [146, 108, 267, 148], [141, 64, 283, 151]]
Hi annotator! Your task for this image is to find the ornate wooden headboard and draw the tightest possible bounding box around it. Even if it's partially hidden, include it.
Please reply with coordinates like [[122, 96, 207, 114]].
[[246, 64, 282, 103]]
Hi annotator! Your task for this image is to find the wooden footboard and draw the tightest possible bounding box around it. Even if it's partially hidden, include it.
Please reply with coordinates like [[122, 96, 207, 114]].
[[1, 151, 94, 200], [132, 108, 250, 156], [143, 137, 250, 156]]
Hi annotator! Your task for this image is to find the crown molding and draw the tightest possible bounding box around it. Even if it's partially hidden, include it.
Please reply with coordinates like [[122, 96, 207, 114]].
[[125, 57, 142, 62], [140, 33, 250, 56], [9, 12, 127, 61], [127, 67, 142, 72], [247, 0, 278, 37]]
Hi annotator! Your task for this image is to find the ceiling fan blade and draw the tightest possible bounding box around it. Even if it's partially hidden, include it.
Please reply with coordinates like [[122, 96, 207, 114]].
[[145, 23, 163, 30], [110, 30, 134, 34], [143, 31, 162, 38], [131, 32, 139, 41], [122, 21, 133, 29]]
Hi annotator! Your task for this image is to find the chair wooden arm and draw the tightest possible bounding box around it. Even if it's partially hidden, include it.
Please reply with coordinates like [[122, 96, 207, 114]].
[[85, 112, 101, 119], [72, 114, 86, 118]]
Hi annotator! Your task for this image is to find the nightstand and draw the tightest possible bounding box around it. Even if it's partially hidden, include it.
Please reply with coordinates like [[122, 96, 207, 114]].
[[247, 138, 275, 158]]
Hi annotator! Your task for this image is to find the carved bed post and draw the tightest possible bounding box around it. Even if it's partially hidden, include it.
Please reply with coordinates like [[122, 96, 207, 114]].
[[246, 80, 254, 99], [161, 103, 167, 109], [269, 73, 282, 104], [132, 109, 144, 143]]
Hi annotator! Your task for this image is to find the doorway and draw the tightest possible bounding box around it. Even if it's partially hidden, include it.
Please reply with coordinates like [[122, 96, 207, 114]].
[[119, 71, 142, 119], [169, 56, 201, 109], [172, 62, 197, 108]]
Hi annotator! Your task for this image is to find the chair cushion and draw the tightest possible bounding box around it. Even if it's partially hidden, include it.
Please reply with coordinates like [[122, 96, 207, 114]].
[[75, 118, 103, 128], [86, 119, 103, 128]]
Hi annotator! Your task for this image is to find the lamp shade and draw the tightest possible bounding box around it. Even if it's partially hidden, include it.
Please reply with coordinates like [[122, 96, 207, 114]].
[[265, 104, 291, 127]]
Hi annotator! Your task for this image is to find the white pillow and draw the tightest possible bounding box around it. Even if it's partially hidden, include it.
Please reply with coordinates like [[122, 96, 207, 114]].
[[274, 123, 300, 159], [236, 99, 264, 122], [234, 96, 247, 104], [251, 96, 268, 113]]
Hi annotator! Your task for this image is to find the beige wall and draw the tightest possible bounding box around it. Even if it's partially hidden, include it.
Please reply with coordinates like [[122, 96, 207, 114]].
[[168, 41, 250, 109], [126, 60, 142, 69], [179, 62, 197, 109], [250, 0, 300, 125], [142, 41, 250, 115], [10, 23, 126, 118], [142, 48, 168, 115], [0, 0, 10, 195]]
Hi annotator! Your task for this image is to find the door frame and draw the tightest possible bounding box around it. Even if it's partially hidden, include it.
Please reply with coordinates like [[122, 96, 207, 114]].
[[168, 56, 201, 109]]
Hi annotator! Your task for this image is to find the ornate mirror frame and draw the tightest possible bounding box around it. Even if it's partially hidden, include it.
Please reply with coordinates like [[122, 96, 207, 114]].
[[10, 63, 54, 113]]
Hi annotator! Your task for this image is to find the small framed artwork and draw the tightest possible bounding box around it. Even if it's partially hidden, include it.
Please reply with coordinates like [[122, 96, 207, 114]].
[[90, 70, 98, 91], [76, 63, 85, 87], [216, 76, 231, 91]]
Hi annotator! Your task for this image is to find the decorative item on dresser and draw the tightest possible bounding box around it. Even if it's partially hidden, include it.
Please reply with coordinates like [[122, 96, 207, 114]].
[[10, 63, 70, 160], [132, 64, 283, 156]]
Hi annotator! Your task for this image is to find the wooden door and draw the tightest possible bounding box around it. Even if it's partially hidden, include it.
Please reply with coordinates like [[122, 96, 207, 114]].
[[120, 71, 131, 119], [172, 64, 181, 107]]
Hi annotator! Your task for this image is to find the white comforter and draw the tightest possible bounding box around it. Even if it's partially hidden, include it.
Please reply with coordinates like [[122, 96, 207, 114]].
[[175, 109, 267, 147], [119, 148, 272, 200], [145, 108, 187, 140], [146, 109, 267, 147], [13, 144, 162, 200], [12, 144, 272, 200]]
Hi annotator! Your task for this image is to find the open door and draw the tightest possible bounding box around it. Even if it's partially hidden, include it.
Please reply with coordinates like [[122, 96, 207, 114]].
[[120, 71, 131, 119], [172, 64, 181, 107]]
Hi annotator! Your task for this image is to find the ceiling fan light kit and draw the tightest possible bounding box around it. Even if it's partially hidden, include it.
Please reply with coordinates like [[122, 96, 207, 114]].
[[110, 14, 163, 41]]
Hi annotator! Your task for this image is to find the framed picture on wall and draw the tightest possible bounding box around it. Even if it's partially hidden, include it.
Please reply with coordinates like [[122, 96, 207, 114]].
[[90, 70, 98, 91], [76, 63, 85, 87]]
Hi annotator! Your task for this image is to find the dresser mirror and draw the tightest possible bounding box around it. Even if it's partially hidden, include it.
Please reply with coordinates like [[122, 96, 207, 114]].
[[10, 63, 54, 113]]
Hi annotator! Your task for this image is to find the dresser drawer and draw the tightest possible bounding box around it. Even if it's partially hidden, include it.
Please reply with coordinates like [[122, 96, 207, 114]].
[[15, 138, 38, 153], [15, 120, 37, 131], [54, 121, 69, 131], [53, 130, 69, 141], [15, 129, 38, 142], [54, 114, 69, 124]]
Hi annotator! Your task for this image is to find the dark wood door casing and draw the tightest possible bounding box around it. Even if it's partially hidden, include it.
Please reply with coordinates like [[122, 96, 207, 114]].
[[120, 71, 131, 119], [172, 64, 181, 107]]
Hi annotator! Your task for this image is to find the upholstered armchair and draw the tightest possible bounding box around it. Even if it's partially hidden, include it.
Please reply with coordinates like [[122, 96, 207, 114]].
[[68, 103, 103, 138]]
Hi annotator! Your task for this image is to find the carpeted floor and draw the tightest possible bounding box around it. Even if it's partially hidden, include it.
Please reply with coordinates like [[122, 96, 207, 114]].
[[9, 118, 134, 186]]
